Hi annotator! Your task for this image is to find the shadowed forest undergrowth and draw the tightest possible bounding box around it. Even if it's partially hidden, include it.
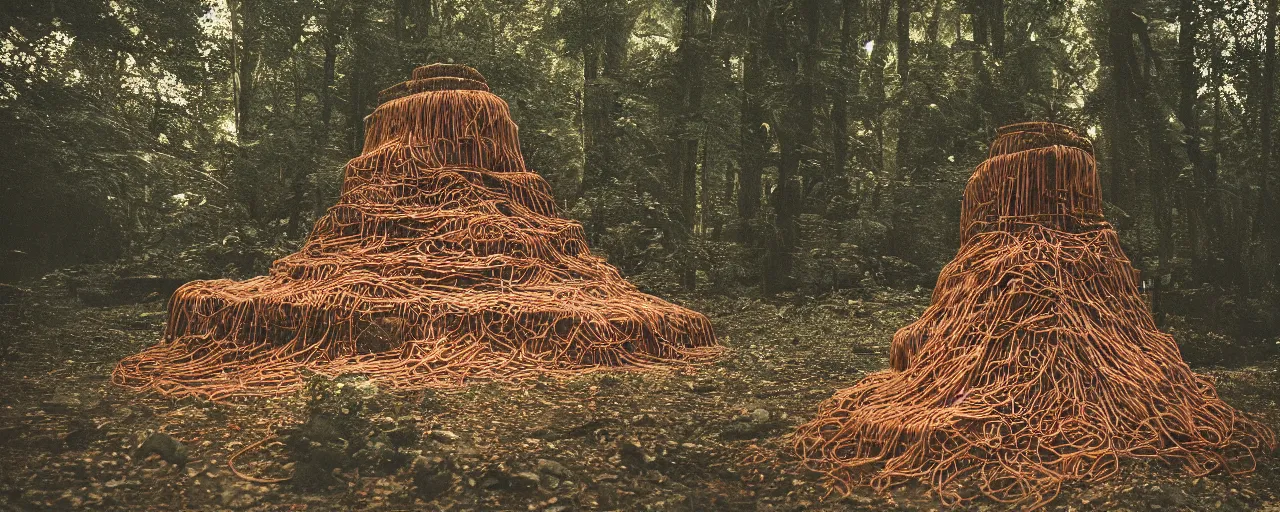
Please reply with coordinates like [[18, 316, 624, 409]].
[[0, 270, 1276, 511]]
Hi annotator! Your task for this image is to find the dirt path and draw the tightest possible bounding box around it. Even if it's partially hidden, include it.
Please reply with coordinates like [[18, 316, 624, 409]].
[[0, 280, 1277, 511]]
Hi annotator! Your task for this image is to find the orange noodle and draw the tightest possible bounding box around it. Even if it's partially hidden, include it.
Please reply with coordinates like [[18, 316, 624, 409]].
[[114, 64, 722, 401], [794, 122, 1274, 508]]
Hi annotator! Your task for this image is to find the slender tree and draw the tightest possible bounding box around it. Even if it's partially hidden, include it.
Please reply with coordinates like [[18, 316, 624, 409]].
[[763, 0, 822, 293], [316, 0, 345, 145], [227, 0, 260, 140], [867, 0, 892, 209], [894, 0, 911, 180], [1262, 0, 1279, 282], [346, 1, 372, 156], [577, 0, 636, 196], [674, 0, 710, 289], [737, 1, 768, 247], [1100, 0, 1182, 317], [1175, 0, 1215, 278], [831, 0, 861, 204]]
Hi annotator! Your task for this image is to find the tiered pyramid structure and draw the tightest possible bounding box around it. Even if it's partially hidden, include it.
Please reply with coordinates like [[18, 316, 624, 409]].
[[114, 64, 721, 400], [795, 122, 1274, 507]]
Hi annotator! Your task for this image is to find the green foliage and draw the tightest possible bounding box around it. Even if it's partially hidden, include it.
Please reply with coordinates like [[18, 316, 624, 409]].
[[1, 0, 1277, 340]]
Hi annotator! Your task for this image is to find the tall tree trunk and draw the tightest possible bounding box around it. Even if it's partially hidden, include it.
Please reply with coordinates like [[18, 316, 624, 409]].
[[1176, 0, 1213, 278], [885, 0, 914, 257], [831, 0, 861, 205], [969, 0, 1003, 127], [289, 10, 306, 115], [317, 28, 340, 144], [971, 0, 990, 125], [228, 0, 242, 136], [580, 42, 602, 195], [894, 0, 911, 181], [765, 0, 820, 293], [1104, 2, 1180, 318], [712, 10, 736, 216], [579, 0, 632, 198], [896, 0, 910, 85], [394, 0, 407, 52], [227, 0, 260, 140], [737, 25, 767, 247], [227, 0, 262, 222], [926, 0, 943, 48], [1262, 0, 1279, 283], [1210, 27, 1238, 286], [867, 0, 893, 210], [347, 2, 371, 156], [989, 0, 1005, 58], [674, 0, 708, 290], [1098, 1, 1140, 232]]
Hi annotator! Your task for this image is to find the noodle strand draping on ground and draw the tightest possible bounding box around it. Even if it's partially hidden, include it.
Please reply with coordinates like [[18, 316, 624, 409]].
[[794, 122, 1275, 508], [113, 64, 723, 401]]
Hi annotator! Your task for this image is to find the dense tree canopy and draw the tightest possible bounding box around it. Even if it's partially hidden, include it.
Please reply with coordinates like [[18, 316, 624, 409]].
[[2, 0, 1277, 340]]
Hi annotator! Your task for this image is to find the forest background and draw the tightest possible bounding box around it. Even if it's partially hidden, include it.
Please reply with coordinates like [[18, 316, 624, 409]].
[[3, 0, 1279, 351]]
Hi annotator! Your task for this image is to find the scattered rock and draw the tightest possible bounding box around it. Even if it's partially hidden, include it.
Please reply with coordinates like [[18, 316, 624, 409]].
[[535, 459, 571, 480], [720, 405, 785, 440], [411, 455, 454, 499], [387, 416, 420, 447], [535, 459, 570, 490], [618, 439, 654, 468], [134, 432, 188, 466], [509, 471, 540, 490], [720, 421, 770, 440], [283, 374, 415, 491], [41, 393, 82, 412], [427, 430, 459, 443]]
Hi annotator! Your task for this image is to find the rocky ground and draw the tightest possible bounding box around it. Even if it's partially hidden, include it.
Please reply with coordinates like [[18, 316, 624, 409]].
[[0, 273, 1278, 511]]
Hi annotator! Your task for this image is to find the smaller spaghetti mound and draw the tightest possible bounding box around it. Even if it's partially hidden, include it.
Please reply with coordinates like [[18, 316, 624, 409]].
[[794, 122, 1275, 508], [113, 64, 723, 401]]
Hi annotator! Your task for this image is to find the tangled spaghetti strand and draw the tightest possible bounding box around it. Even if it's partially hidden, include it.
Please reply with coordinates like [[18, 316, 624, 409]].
[[794, 122, 1275, 508], [113, 64, 723, 401]]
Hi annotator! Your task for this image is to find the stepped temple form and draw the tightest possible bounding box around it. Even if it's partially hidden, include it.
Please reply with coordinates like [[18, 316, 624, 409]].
[[114, 64, 722, 401], [794, 122, 1275, 508]]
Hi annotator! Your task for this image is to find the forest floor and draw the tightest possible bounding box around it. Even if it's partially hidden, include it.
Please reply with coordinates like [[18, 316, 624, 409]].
[[1, 273, 1279, 511]]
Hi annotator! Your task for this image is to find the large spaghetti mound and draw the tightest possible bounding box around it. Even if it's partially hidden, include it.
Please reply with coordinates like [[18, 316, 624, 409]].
[[114, 64, 722, 401], [794, 122, 1274, 508]]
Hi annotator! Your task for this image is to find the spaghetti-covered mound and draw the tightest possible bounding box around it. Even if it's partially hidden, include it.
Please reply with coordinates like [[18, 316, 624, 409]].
[[794, 122, 1274, 508], [114, 64, 722, 401]]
